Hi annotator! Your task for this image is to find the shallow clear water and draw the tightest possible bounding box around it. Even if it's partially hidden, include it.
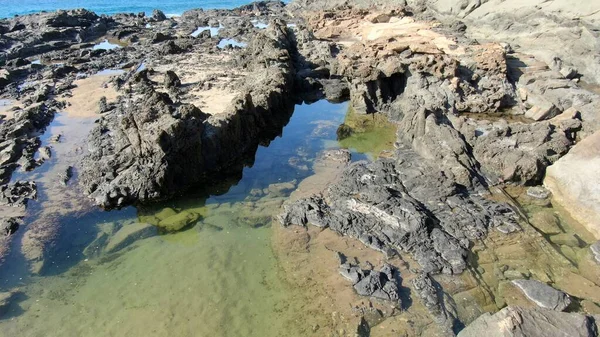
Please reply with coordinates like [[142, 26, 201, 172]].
[[0, 100, 399, 336], [92, 39, 121, 50], [0, 0, 285, 18], [191, 25, 221, 37], [217, 38, 247, 49]]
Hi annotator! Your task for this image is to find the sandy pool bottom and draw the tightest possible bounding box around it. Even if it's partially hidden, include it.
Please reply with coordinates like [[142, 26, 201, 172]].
[[0, 215, 316, 337]]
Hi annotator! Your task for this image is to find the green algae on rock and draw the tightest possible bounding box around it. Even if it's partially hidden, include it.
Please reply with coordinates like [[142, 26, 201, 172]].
[[336, 105, 397, 159]]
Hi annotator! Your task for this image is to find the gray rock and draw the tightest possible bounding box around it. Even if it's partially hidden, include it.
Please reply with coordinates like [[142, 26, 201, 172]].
[[527, 186, 550, 199], [58, 166, 73, 185], [280, 145, 519, 274], [591, 241, 600, 264], [104, 223, 157, 254], [80, 21, 297, 208], [164, 70, 181, 89], [412, 273, 457, 336], [0, 181, 37, 207], [0, 217, 20, 236], [339, 262, 402, 306], [511, 279, 571, 311], [319, 78, 350, 103], [458, 306, 598, 337], [152, 9, 167, 21]]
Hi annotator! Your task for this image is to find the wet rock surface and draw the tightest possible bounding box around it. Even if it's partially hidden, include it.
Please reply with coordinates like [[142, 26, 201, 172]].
[[339, 261, 402, 306], [1, 1, 600, 336], [280, 146, 519, 275], [458, 306, 600, 337]]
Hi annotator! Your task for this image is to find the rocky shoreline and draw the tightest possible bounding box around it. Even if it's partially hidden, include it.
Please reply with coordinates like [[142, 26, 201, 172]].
[[1, 0, 600, 336]]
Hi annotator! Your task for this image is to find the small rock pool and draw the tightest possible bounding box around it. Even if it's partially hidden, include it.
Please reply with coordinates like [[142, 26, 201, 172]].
[[0, 100, 397, 336]]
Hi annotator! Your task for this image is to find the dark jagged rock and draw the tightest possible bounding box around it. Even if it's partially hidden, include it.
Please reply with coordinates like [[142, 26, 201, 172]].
[[0, 181, 36, 207], [0, 217, 20, 236], [151, 32, 171, 44], [280, 143, 519, 274], [164, 70, 181, 89], [339, 262, 402, 306], [79, 21, 297, 208], [458, 306, 600, 337], [151, 9, 167, 22], [0, 9, 108, 63], [0, 104, 56, 184], [412, 273, 458, 336], [58, 166, 73, 186]]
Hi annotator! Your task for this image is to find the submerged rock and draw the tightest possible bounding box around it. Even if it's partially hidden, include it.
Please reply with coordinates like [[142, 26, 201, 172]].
[[458, 306, 599, 337], [157, 211, 200, 232], [0, 291, 14, 316], [104, 223, 157, 254], [527, 186, 551, 200], [412, 273, 458, 336], [0, 217, 20, 236], [339, 262, 402, 306], [280, 148, 519, 274], [511, 279, 571, 311]]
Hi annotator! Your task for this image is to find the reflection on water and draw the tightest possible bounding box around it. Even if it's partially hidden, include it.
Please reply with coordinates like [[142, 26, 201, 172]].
[[251, 20, 268, 29], [92, 39, 122, 50], [0, 100, 395, 336], [191, 24, 221, 37], [217, 38, 247, 49]]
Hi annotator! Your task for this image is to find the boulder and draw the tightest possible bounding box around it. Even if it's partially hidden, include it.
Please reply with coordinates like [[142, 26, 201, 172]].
[[511, 279, 571, 311], [527, 186, 550, 199], [0, 217, 19, 236], [104, 223, 157, 254], [157, 211, 200, 232], [458, 306, 598, 337], [545, 130, 600, 239], [549, 233, 581, 248], [152, 9, 167, 21], [339, 262, 402, 306], [163, 70, 181, 89]]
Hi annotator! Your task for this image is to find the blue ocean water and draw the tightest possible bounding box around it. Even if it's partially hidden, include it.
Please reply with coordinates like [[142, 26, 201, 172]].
[[0, 0, 266, 19]]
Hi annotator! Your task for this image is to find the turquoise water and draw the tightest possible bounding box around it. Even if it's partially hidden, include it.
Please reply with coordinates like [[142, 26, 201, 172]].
[[0, 0, 279, 18]]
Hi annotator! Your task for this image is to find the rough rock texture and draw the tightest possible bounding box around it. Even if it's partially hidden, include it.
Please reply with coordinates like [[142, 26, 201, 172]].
[[79, 21, 297, 208], [339, 262, 402, 306], [0, 181, 36, 207], [280, 143, 519, 275], [544, 130, 600, 239], [0, 9, 108, 63], [511, 279, 571, 311], [457, 306, 600, 337], [412, 273, 459, 336]]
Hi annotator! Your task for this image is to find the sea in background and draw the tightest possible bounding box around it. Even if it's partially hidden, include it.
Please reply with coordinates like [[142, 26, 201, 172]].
[[0, 0, 279, 19]]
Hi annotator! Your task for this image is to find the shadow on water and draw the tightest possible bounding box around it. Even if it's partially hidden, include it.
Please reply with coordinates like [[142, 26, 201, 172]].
[[0, 99, 404, 336]]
